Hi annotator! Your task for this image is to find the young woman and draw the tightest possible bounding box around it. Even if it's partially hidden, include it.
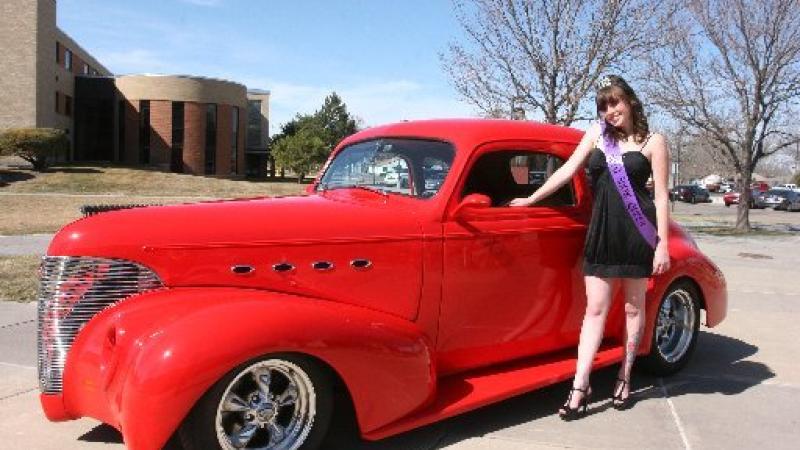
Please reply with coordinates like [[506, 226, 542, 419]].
[[508, 75, 671, 419]]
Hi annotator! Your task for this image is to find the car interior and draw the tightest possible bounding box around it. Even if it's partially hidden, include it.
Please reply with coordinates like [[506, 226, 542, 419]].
[[461, 150, 575, 207]]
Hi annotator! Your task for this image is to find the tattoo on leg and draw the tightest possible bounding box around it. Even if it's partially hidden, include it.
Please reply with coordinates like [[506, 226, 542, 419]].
[[625, 330, 641, 367]]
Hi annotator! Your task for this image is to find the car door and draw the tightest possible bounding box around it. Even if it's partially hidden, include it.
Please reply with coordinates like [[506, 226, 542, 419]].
[[436, 143, 591, 374]]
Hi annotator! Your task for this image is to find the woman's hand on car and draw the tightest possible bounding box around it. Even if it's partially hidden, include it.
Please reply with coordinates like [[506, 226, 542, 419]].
[[652, 243, 670, 275], [508, 197, 534, 207]]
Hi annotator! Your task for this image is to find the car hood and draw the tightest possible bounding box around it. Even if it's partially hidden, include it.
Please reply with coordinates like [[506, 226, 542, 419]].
[[47, 191, 427, 319], [49, 192, 422, 256]]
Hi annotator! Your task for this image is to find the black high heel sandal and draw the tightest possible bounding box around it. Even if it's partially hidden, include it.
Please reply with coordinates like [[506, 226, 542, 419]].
[[612, 377, 632, 410], [558, 386, 591, 421]]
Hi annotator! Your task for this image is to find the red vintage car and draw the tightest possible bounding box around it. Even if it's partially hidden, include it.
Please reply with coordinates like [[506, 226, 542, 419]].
[[37, 119, 727, 450]]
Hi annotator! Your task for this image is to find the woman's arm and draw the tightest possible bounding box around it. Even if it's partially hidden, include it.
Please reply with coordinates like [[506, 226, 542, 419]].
[[508, 122, 601, 207], [649, 133, 671, 275]]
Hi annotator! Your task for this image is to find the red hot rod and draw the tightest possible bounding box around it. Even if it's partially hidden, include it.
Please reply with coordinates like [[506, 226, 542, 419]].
[[37, 119, 727, 449]]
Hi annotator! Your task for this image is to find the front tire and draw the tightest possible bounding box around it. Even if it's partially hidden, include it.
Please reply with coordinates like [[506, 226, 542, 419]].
[[180, 354, 333, 450], [640, 281, 701, 376]]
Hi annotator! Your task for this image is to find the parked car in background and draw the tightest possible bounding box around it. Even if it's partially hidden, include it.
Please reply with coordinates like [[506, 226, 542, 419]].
[[35, 119, 727, 450], [719, 183, 734, 193], [758, 188, 792, 209], [776, 183, 798, 191], [750, 181, 770, 192], [671, 185, 711, 203], [724, 188, 761, 208], [775, 190, 800, 211]]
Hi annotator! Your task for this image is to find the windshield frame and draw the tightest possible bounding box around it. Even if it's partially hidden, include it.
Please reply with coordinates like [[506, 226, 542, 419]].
[[315, 136, 456, 200]]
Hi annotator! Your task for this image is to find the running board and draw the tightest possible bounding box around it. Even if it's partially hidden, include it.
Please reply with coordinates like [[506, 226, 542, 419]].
[[364, 343, 624, 441]]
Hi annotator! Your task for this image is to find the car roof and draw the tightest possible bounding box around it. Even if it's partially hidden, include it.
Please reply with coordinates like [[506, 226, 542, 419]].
[[336, 119, 585, 154]]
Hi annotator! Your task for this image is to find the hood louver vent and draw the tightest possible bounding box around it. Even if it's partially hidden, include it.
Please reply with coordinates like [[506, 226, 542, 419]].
[[80, 204, 159, 217]]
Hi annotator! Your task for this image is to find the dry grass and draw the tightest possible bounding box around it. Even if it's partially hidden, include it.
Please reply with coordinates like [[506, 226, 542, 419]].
[[0, 164, 308, 235], [0, 255, 41, 302], [0, 163, 308, 197], [0, 194, 221, 235]]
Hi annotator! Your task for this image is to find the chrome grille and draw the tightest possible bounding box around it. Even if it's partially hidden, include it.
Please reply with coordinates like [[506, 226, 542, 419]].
[[37, 256, 163, 393]]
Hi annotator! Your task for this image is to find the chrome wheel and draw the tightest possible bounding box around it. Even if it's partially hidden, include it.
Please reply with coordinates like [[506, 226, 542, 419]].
[[655, 288, 697, 363], [215, 359, 316, 450]]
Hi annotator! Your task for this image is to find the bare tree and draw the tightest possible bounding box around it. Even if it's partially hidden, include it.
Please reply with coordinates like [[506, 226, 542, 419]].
[[441, 0, 672, 125], [643, 0, 800, 232]]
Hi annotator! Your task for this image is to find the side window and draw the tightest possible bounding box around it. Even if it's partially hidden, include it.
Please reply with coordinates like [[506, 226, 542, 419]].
[[421, 156, 450, 197], [462, 150, 575, 207]]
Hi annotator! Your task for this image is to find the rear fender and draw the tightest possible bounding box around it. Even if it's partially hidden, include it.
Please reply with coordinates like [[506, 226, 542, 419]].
[[639, 233, 727, 355], [66, 287, 434, 450]]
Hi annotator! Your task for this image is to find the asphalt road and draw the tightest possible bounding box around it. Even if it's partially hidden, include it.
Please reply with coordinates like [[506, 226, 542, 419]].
[[1, 216, 799, 449]]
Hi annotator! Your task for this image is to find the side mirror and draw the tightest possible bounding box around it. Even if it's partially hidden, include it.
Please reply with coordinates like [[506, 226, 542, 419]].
[[452, 193, 492, 217], [305, 183, 317, 194]]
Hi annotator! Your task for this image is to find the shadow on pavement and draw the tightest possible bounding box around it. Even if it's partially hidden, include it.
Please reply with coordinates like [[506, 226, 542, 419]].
[[77, 332, 768, 450], [0, 169, 35, 186], [331, 331, 770, 449], [78, 423, 122, 444], [44, 167, 104, 174]]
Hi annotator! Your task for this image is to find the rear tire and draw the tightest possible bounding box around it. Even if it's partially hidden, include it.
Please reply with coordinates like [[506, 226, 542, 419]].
[[640, 280, 701, 376], [180, 354, 333, 450]]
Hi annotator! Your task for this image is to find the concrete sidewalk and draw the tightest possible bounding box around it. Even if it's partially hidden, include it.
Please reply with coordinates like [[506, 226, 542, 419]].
[[2, 234, 799, 449], [0, 233, 52, 255]]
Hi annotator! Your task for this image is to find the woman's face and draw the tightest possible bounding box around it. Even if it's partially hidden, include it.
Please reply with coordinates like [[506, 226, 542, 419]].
[[598, 91, 632, 130]]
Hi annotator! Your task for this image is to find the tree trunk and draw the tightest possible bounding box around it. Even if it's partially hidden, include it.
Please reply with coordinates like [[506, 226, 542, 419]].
[[735, 161, 752, 232]]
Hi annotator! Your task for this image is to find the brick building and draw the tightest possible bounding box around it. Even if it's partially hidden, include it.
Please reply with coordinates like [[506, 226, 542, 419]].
[[0, 0, 271, 177]]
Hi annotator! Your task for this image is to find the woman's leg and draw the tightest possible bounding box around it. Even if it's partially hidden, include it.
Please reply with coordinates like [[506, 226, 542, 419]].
[[565, 275, 615, 409], [615, 277, 649, 400]]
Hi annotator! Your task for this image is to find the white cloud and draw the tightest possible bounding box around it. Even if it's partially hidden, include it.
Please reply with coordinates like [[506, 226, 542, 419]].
[[237, 77, 478, 135]]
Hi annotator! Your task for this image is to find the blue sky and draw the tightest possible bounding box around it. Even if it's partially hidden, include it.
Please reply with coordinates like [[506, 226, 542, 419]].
[[58, 0, 477, 135]]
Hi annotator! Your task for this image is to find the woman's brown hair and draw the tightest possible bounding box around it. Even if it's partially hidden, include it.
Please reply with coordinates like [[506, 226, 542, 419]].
[[595, 75, 649, 144]]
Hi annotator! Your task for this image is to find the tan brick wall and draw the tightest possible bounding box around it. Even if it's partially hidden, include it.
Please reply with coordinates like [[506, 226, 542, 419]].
[[117, 75, 247, 109], [184, 102, 205, 175], [149, 100, 172, 169], [0, 0, 39, 130]]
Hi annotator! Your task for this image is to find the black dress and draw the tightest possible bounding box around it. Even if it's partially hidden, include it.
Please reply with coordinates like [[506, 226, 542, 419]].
[[583, 147, 657, 278]]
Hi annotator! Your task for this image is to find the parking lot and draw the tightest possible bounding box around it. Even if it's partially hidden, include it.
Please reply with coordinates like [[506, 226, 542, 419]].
[[1, 200, 799, 449]]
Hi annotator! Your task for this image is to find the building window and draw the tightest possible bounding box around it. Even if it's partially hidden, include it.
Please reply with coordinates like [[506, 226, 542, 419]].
[[205, 104, 217, 174], [83, 63, 89, 75], [55, 92, 60, 114], [118, 100, 126, 162], [231, 107, 239, 175], [139, 100, 151, 164], [171, 102, 185, 172], [64, 49, 72, 71], [64, 95, 73, 117], [247, 100, 262, 147], [56, 42, 61, 64]]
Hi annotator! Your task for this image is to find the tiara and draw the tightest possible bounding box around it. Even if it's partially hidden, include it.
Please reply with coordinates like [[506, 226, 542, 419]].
[[597, 76, 614, 90]]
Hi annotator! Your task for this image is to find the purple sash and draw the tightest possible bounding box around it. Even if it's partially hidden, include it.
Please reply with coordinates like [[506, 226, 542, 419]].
[[598, 121, 659, 249]]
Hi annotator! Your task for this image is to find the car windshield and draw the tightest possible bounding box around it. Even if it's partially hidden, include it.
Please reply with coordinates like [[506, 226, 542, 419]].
[[317, 138, 455, 199]]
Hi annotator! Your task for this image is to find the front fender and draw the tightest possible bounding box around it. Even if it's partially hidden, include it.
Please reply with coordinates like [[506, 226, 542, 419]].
[[62, 287, 435, 450]]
